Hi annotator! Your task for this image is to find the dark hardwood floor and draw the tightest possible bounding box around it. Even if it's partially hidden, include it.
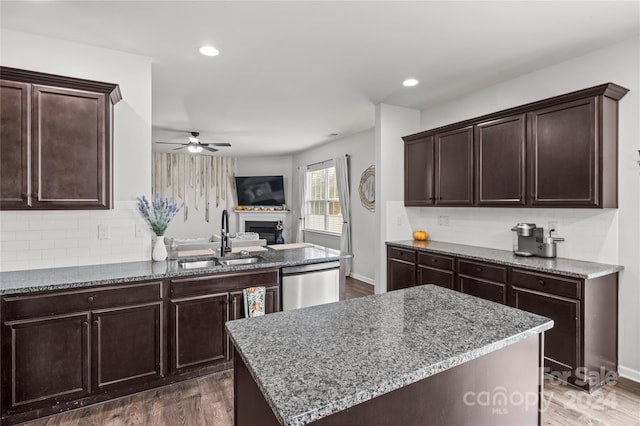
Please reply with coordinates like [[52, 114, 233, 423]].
[[23, 278, 639, 426]]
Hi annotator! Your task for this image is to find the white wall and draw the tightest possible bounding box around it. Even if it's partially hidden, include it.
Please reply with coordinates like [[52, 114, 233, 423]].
[[375, 105, 421, 293], [292, 130, 376, 284], [0, 29, 153, 271], [384, 37, 640, 380]]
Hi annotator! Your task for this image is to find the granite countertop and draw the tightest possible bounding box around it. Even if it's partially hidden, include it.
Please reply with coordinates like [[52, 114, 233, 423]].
[[387, 240, 622, 279], [226, 285, 553, 426], [0, 245, 348, 296]]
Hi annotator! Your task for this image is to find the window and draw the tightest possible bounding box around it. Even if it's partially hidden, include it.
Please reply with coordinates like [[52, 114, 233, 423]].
[[305, 164, 342, 234]]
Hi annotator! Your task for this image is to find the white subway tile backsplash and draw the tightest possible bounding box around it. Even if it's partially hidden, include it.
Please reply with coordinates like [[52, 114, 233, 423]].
[[0, 205, 152, 272]]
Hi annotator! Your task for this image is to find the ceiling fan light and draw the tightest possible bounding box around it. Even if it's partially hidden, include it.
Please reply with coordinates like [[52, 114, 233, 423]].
[[188, 144, 203, 153]]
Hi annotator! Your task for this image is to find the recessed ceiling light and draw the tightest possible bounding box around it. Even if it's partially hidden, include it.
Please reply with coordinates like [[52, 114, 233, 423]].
[[403, 78, 419, 87], [199, 46, 219, 57]]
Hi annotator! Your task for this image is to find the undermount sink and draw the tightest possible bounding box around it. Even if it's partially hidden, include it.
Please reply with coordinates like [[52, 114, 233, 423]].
[[218, 257, 261, 266], [177, 259, 218, 269]]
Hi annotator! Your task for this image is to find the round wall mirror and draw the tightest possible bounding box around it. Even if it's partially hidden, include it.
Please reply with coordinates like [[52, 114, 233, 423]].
[[359, 165, 375, 212]]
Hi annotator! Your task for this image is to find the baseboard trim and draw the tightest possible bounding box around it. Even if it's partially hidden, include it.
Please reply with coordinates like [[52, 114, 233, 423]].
[[348, 273, 374, 286], [618, 365, 640, 384]]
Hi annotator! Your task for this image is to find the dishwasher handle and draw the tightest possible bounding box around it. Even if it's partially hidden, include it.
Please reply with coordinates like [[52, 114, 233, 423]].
[[282, 261, 340, 276]]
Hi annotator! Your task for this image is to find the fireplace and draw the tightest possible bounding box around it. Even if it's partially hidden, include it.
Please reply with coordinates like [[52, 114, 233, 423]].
[[245, 221, 283, 245]]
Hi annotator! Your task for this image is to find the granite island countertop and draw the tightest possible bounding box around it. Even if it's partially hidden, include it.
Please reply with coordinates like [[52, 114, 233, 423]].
[[226, 284, 553, 426], [0, 244, 348, 296], [387, 240, 622, 279]]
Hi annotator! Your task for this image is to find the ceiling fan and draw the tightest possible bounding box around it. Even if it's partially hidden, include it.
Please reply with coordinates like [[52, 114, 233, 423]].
[[155, 131, 231, 154]]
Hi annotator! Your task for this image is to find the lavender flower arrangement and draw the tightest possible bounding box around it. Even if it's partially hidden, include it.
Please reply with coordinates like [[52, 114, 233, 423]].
[[136, 194, 183, 236]]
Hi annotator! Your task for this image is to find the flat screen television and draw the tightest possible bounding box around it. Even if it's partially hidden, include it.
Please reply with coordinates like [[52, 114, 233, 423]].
[[235, 176, 286, 207]]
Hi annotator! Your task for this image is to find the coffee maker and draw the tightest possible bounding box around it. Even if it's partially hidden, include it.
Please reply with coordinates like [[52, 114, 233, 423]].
[[511, 223, 564, 258]]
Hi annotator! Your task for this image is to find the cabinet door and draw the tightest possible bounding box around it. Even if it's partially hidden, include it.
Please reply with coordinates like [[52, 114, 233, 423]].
[[528, 97, 598, 207], [0, 80, 30, 208], [92, 303, 163, 390], [3, 313, 90, 410], [475, 115, 526, 205], [405, 136, 435, 206], [511, 287, 580, 374], [417, 266, 454, 290], [170, 293, 228, 371], [31, 85, 110, 209], [459, 277, 506, 304], [387, 259, 415, 291], [435, 127, 473, 205]]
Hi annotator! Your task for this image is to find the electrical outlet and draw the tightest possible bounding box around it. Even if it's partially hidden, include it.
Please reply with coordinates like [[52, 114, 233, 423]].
[[396, 216, 402, 226], [98, 224, 111, 240], [438, 216, 450, 227], [135, 223, 146, 238]]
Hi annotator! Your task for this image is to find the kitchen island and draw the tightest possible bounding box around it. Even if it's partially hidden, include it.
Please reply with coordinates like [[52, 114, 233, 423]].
[[226, 284, 553, 426]]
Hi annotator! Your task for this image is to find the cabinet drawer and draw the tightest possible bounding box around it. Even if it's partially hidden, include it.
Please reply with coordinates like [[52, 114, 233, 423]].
[[417, 252, 454, 271], [387, 246, 416, 263], [457, 259, 507, 283], [171, 269, 279, 299], [511, 269, 581, 299], [3, 281, 163, 321]]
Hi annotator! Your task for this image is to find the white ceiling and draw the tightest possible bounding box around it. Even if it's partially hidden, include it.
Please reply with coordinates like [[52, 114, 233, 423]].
[[1, 1, 639, 157]]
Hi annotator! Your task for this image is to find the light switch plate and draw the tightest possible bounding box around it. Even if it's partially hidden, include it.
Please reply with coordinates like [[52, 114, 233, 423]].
[[438, 216, 450, 226]]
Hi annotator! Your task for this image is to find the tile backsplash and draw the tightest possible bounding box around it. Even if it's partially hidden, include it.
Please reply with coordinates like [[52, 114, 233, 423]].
[[0, 201, 152, 271]]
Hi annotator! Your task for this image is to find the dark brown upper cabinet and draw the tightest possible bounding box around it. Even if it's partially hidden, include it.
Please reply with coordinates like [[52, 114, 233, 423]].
[[435, 126, 473, 205], [0, 67, 121, 210], [403, 83, 628, 208], [404, 136, 435, 206], [475, 114, 526, 206]]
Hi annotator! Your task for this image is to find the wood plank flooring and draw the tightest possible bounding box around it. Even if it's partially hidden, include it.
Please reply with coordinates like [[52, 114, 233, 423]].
[[23, 278, 640, 426]]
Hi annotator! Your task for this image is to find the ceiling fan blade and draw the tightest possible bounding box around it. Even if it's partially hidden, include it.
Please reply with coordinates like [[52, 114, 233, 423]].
[[155, 141, 185, 145], [173, 146, 186, 151], [201, 142, 231, 147], [203, 146, 219, 153]]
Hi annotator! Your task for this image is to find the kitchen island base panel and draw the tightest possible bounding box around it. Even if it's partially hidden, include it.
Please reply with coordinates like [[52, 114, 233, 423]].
[[234, 334, 543, 426]]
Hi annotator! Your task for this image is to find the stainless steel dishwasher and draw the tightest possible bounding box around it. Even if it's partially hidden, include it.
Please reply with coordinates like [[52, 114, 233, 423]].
[[281, 261, 340, 311]]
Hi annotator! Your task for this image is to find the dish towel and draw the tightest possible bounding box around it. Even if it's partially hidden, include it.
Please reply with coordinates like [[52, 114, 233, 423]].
[[243, 287, 266, 318]]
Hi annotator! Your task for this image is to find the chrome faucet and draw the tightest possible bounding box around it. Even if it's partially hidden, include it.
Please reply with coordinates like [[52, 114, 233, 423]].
[[220, 209, 232, 256]]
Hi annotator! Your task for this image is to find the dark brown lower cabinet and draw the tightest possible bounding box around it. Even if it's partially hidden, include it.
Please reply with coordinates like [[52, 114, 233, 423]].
[[416, 253, 455, 289], [386, 244, 618, 391], [170, 293, 229, 372], [4, 313, 91, 409], [93, 303, 163, 389], [457, 259, 508, 304], [510, 286, 579, 375], [387, 246, 416, 291]]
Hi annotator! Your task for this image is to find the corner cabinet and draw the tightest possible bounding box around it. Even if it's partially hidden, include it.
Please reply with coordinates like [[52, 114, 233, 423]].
[[0, 67, 121, 210], [403, 83, 628, 208]]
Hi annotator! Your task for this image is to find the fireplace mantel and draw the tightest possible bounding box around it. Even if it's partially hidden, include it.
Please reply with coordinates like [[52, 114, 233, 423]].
[[236, 210, 290, 235]]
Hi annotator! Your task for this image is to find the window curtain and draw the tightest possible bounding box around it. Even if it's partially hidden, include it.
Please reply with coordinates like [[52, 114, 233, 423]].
[[334, 155, 352, 275], [296, 166, 306, 243]]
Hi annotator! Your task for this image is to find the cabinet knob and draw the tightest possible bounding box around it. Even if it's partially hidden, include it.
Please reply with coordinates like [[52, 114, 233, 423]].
[[432, 259, 438, 263], [82, 321, 88, 327], [538, 280, 545, 286], [88, 296, 95, 302], [475, 267, 483, 272], [93, 319, 99, 325], [20, 193, 28, 200]]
